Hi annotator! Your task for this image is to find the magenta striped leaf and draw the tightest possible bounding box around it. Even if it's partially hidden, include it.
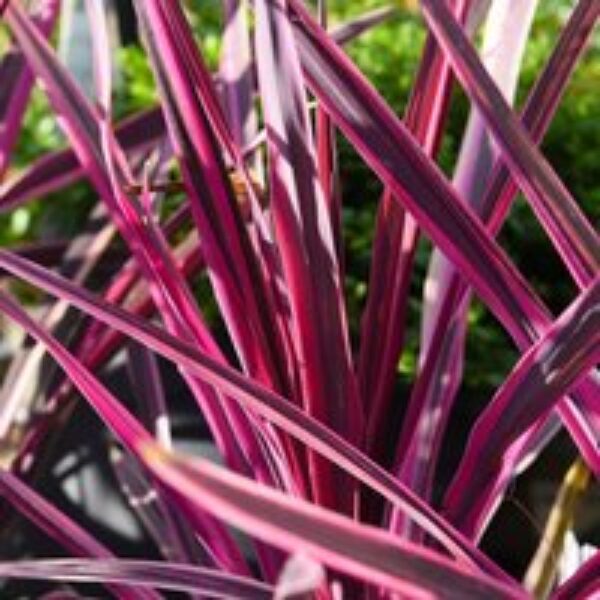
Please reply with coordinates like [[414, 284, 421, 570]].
[[0, 269, 520, 591], [4, 3, 281, 502], [329, 6, 398, 45], [358, 0, 468, 465], [444, 277, 600, 536], [0, 559, 272, 598], [420, 0, 600, 289], [286, 0, 600, 477], [0, 107, 165, 213], [112, 450, 207, 565], [0, 0, 61, 177], [0, 202, 115, 437], [479, 0, 600, 236], [254, 0, 363, 512], [219, 0, 258, 155], [394, 0, 538, 532], [1, 2, 597, 596], [288, 0, 544, 348], [134, 1, 291, 397], [0, 248, 512, 581], [0, 289, 252, 577], [394, 0, 600, 530], [0, 471, 158, 600], [144, 444, 525, 599]]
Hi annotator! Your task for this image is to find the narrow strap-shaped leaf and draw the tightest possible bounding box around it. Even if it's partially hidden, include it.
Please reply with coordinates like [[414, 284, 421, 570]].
[[0, 249, 517, 581], [0, 107, 165, 213], [219, 0, 258, 156], [329, 6, 398, 45], [316, 104, 343, 268], [315, 0, 343, 269], [0, 0, 61, 177], [394, 0, 600, 523], [127, 343, 171, 448], [0, 286, 510, 591], [421, 0, 538, 349], [135, 173, 289, 557], [111, 450, 220, 566], [84, 0, 112, 116], [443, 277, 600, 537], [156, 1, 277, 268], [135, 1, 290, 398], [5, 3, 277, 496], [0, 290, 252, 577], [287, 0, 540, 358], [132, 10, 305, 518], [395, 0, 538, 528], [286, 0, 600, 475], [8, 230, 201, 482], [143, 444, 526, 599], [105, 128, 283, 573], [358, 0, 469, 466], [480, 0, 600, 236], [254, 0, 362, 510], [420, 0, 600, 288], [0, 240, 68, 270], [0, 1, 396, 211], [0, 203, 115, 437], [158, 3, 304, 431], [0, 559, 272, 599], [0, 471, 159, 600]]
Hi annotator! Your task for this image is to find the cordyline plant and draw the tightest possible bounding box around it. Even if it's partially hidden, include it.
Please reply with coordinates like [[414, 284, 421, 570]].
[[0, 0, 598, 597]]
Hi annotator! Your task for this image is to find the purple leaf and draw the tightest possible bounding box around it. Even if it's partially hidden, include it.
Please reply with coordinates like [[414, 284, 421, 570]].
[[0, 290, 252, 577], [444, 277, 600, 537], [5, 3, 278, 501], [480, 0, 600, 237], [393, 0, 600, 530], [394, 0, 538, 531], [288, 0, 541, 355], [0, 0, 61, 177], [219, 0, 258, 154], [254, 0, 362, 510], [315, 1, 343, 269], [7, 227, 203, 483], [0, 203, 115, 437], [111, 450, 218, 566], [0, 107, 166, 213], [329, 6, 398, 46], [420, 0, 600, 288], [0, 559, 272, 598], [0, 471, 158, 600], [126, 343, 171, 448], [134, 1, 291, 401], [358, 0, 468, 466], [0, 248, 515, 581], [286, 0, 600, 478], [142, 443, 526, 599]]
